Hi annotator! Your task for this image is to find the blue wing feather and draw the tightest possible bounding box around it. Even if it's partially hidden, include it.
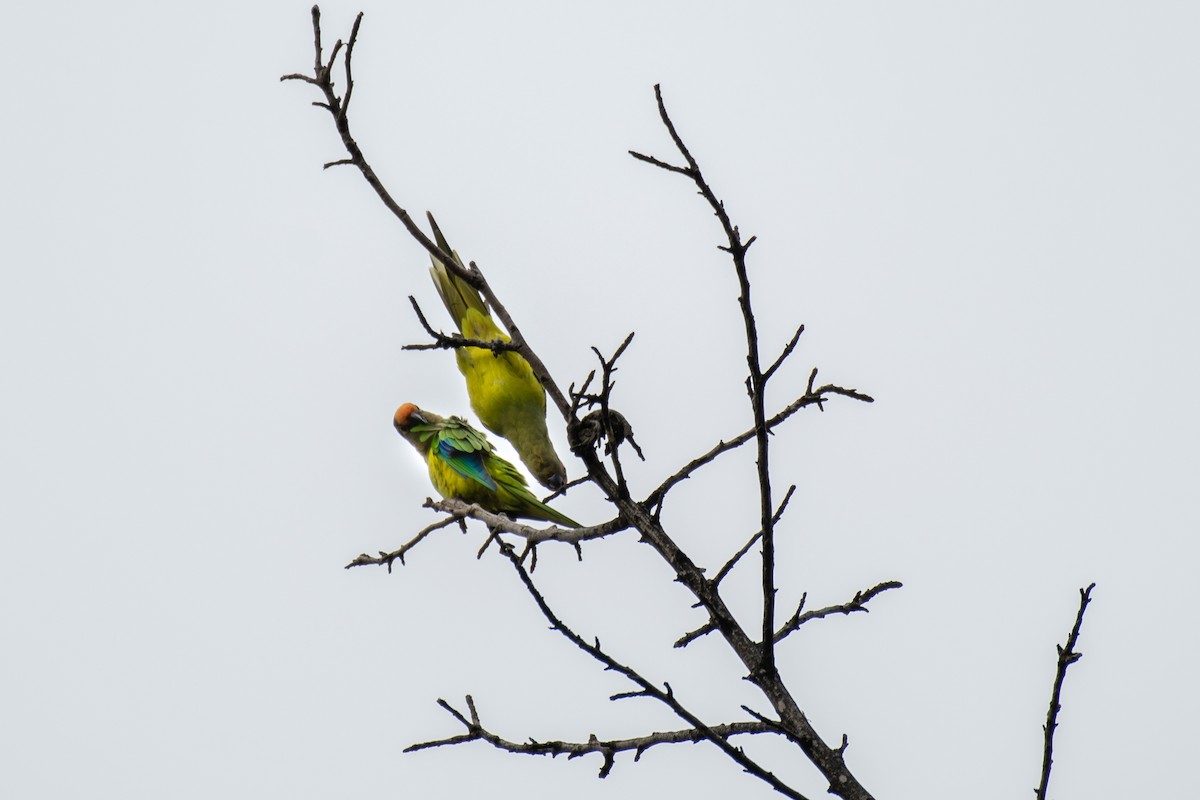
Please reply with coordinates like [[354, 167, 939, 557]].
[[434, 437, 498, 491]]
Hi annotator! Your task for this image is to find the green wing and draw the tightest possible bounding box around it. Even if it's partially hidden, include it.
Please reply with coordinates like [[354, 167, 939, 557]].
[[410, 416, 498, 492]]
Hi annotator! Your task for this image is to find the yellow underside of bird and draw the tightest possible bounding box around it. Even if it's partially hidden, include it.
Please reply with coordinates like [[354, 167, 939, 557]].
[[454, 308, 562, 472], [427, 227, 567, 490], [424, 446, 579, 528]]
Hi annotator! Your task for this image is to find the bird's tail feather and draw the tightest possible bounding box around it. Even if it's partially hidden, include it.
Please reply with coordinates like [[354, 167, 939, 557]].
[[427, 212, 489, 332]]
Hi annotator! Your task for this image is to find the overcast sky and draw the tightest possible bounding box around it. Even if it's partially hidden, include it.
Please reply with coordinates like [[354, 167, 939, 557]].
[[3, 2, 1198, 798]]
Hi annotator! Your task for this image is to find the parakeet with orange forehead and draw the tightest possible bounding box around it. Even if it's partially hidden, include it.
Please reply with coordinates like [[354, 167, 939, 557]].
[[425, 212, 567, 491], [393, 403, 580, 528]]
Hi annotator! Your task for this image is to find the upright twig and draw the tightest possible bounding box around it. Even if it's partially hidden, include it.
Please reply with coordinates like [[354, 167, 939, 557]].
[[1035, 582, 1096, 800], [631, 83, 783, 684], [611, 85, 880, 800]]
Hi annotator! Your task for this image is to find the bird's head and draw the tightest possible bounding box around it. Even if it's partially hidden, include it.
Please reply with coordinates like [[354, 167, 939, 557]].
[[394, 403, 442, 452], [393, 402, 428, 432], [538, 461, 567, 492]]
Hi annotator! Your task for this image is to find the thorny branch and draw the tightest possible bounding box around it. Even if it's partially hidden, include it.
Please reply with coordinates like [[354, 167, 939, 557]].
[[407, 695, 781, 779], [1035, 583, 1096, 800]]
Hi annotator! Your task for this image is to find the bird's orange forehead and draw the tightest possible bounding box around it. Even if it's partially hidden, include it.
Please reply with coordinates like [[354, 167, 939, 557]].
[[394, 402, 419, 427]]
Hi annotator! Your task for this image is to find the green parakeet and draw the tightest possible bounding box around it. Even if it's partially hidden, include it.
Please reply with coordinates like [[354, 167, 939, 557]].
[[393, 402, 580, 528], [425, 213, 568, 491]]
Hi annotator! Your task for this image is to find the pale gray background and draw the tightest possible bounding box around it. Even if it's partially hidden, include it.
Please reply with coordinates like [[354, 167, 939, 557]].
[[3, 2, 1197, 798]]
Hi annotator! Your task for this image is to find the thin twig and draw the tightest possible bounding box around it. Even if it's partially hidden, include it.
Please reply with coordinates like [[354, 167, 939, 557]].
[[764, 324, 805, 381], [677, 486, 801, 649], [774, 581, 903, 643], [343, 512, 466, 571], [402, 295, 522, 353], [645, 382, 873, 511], [715, 485, 797, 588], [567, 334, 643, 489], [1035, 583, 1096, 800]]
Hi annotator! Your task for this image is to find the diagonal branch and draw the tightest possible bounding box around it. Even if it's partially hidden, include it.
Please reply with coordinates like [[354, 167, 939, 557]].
[[1035, 582, 1096, 800], [774, 581, 903, 643], [764, 324, 805, 381], [716, 485, 797, 588], [343, 512, 465, 571], [627, 150, 691, 175], [493, 538, 814, 800], [676, 486, 797, 649], [645, 377, 874, 511], [282, 8, 574, 422]]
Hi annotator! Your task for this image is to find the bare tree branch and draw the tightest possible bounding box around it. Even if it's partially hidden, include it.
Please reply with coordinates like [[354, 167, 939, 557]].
[[764, 324, 805, 381], [627, 150, 691, 175], [644, 380, 873, 512], [407, 695, 781, 779], [640, 84, 783, 681], [715, 485, 797, 588], [774, 581, 904, 643], [490, 538, 815, 800], [676, 486, 798, 649], [401, 295, 522, 354], [343, 512, 465, 571], [1035, 582, 1096, 800]]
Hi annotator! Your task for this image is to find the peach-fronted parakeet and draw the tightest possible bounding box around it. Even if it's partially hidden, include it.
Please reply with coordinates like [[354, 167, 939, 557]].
[[425, 213, 567, 491], [393, 403, 579, 528]]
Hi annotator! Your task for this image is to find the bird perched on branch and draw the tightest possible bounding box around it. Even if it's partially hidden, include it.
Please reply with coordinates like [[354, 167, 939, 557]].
[[425, 212, 568, 491], [394, 403, 580, 528]]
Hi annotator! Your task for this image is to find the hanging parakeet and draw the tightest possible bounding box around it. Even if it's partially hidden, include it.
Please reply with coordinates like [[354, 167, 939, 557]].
[[425, 212, 568, 491], [394, 403, 580, 528]]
